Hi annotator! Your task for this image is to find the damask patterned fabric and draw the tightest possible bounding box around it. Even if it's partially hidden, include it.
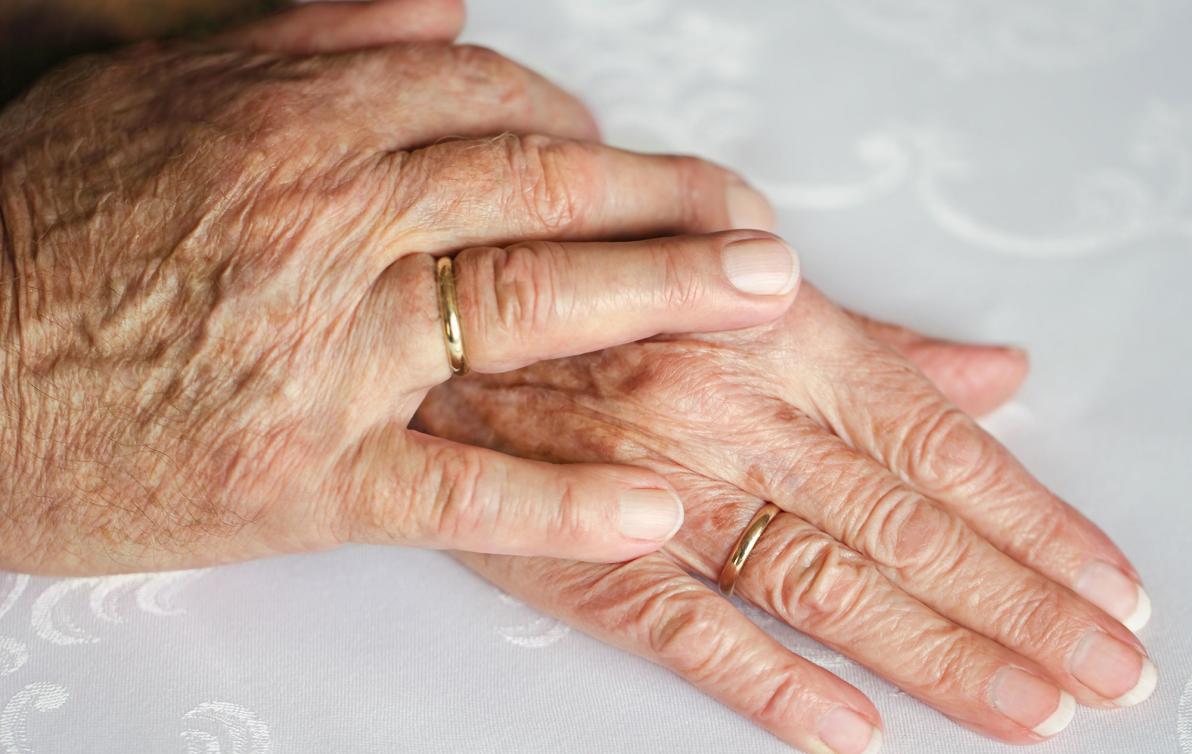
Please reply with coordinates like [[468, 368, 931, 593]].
[[2, 1, 1190, 751]]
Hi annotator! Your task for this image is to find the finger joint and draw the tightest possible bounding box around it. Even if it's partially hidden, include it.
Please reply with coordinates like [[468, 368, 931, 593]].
[[505, 134, 591, 234], [768, 529, 872, 632], [900, 405, 990, 492], [639, 584, 735, 684]]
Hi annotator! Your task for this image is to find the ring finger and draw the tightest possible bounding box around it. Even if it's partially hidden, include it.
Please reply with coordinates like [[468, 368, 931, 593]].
[[660, 476, 1076, 744], [349, 230, 800, 394]]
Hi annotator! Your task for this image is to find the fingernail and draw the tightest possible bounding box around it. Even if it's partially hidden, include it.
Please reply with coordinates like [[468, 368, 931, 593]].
[[1069, 630, 1157, 706], [617, 489, 684, 542], [725, 180, 776, 231], [1075, 560, 1151, 632], [990, 667, 1074, 737], [818, 707, 881, 754], [722, 237, 800, 295]]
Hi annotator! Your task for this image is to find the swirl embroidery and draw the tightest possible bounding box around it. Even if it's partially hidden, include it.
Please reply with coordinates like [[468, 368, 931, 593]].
[[30, 571, 204, 646], [759, 103, 1192, 257], [491, 593, 571, 649], [0, 576, 31, 679], [1180, 674, 1192, 753], [0, 683, 67, 754], [477, 0, 759, 159], [834, 0, 1167, 75], [0, 639, 27, 678], [180, 702, 273, 754], [0, 577, 27, 624], [913, 102, 1192, 257]]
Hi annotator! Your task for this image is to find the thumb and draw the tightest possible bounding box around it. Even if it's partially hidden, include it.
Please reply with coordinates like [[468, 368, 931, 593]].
[[335, 428, 684, 561], [219, 0, 465, 54]]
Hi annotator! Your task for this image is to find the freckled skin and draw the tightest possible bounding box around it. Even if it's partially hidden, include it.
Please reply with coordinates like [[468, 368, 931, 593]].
[[0, 3, 1143, 746], [2, 31, 706, 574], [0, 45, 401, 571], [0, 18, 821, 575], [419, 283, 1145, 744]]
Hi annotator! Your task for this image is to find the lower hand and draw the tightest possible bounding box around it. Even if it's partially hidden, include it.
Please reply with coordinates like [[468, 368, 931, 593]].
[[418, 287, 1154, 751]]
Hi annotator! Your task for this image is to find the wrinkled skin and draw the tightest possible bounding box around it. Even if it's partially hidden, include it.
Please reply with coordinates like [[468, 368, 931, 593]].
[[0, 1, 1156, 751], [0, 9, 810, 574], [418, 284, 1155, 751]]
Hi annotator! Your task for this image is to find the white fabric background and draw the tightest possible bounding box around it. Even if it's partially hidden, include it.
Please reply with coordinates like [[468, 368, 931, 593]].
[[3, 0, 1191, 751]]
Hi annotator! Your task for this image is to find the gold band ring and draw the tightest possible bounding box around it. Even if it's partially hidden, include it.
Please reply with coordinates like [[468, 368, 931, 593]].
[[718, 502, 780, 597], [435, 256, 469, 375]]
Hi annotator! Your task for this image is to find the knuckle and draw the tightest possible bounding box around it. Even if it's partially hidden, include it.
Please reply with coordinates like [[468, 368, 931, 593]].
[[449, 43, 513, 80], [448, 43, 531, 112], [652, 241, 707, 311], [504, 134, 591, 233], [406, 444, 489, 545], [753, 672, 815, 729], [208, 68, 318, 145], [546, 475, 593, 543], [859, 486, 959, 573], [464, 242, 570, 356], [757, 429, 855, 497], [989, 583, 1071, 647], [1011, 503, 1069, 565], [919, 628, 982, 696], [899, 404, 990, 490], [638, 583, 733, 682], [224, 80, 293, 132], [668, 154, 722, 228], [770, 530, 871, 631]]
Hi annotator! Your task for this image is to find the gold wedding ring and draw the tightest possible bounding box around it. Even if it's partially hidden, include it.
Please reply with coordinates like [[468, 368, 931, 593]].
[[436, 256, 469, 375], [718, 502, 780, 597]]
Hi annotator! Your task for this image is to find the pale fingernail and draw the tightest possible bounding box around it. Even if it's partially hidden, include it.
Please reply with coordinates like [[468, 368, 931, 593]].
[[617, 489, 684, 542], [725, 180, 776, 231], [990, 667, 1074, 737], [722, 237, 800, 295], [1069, 631, 1157, 706], [818, 707, 881, 754], [1075, 560, 1151, 632]]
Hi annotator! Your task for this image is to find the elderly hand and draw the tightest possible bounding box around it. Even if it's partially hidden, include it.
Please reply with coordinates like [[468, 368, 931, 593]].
[[418, 285, 1155, 752], [0, 4, 798, 574]]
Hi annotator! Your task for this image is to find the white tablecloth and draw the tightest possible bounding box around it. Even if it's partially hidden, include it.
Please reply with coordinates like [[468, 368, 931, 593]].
[[3, 0, 1191, 751]]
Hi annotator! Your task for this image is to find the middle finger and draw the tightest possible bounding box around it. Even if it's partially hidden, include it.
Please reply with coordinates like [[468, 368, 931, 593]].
[[667, 481, 1075, 743]]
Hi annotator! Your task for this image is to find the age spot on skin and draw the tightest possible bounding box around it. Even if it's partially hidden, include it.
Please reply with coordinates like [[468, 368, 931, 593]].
[[709, 500, 753, 535]]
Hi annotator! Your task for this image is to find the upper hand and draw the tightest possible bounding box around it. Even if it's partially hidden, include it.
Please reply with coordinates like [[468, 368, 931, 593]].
[[0, 2, 797, 573]]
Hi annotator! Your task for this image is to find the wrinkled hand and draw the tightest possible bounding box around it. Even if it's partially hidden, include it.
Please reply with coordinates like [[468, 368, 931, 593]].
[[418, 288, 1154, 752], [0, 3, 798, 573]]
